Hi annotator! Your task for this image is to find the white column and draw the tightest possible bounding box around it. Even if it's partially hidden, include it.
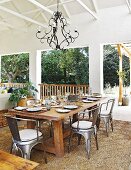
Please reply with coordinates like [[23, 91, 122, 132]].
[[29, 50, 41, 99], [89, 43, 103, 94], [0, 55, 1, 83]]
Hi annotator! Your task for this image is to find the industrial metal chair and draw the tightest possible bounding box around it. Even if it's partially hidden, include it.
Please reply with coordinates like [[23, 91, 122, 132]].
[[98, 99, 115, 136], [27, 99, 53, 137], [68, 106, 100, 159], [6, 115, 47, 163]]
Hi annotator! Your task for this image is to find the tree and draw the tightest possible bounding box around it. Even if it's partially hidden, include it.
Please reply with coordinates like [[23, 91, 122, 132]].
[[1, 53, 29, 83], [103, 45, 130, 87], [41, 47, 89, 84]]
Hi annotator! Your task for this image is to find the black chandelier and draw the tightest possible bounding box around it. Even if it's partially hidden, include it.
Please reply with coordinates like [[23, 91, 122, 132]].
[[36, 0, 79, 50]]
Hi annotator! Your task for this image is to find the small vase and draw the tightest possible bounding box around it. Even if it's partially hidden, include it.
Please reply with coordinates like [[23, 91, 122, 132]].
[[17, 98, 27, 107]]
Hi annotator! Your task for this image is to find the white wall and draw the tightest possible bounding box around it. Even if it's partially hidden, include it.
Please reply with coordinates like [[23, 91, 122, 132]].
[[0, 5, 131, 93]]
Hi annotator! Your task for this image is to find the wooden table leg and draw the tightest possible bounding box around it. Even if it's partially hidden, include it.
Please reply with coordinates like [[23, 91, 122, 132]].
[[53, 120, 64, 157], [27, 121, 36, 129]]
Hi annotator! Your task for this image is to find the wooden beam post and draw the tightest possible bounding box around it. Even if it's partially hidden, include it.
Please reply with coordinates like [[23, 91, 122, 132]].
[[117, 44, 123, 105]]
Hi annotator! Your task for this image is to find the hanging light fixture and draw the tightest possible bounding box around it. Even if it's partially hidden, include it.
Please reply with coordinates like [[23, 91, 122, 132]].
[[36, 0, 79, 50]]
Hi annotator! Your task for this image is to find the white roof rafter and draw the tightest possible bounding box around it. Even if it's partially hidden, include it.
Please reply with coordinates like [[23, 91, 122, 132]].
[[0, 0, 12, 4], [27, 0, 53, 15], [0, 6, 47, 28], [76, 0, 98, 19], [126, 0, 131, 13], [91, 0, 98, 13], [48, 0, 75, 8], [60, 0, 71, 18]]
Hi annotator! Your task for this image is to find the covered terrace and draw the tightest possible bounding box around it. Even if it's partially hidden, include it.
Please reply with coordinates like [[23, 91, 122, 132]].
[[0, 0, 131, 170]]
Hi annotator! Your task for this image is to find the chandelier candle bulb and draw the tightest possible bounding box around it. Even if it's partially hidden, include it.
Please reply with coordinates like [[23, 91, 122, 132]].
[[38, 26, 41, 32]]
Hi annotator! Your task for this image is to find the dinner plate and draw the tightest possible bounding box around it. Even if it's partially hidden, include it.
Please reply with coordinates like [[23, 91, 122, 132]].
[[15, 106, 27, 111], [92, 95, 102, 98], [82, 100, 93, 103], [56, 109, 71, 113], [87, 97, 99, 101], [26, 107, 42, 112], [63, 105, 78, 109]]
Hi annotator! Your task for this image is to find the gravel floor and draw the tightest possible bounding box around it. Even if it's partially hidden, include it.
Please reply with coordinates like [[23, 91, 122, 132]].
[[0, 120, 131, 170]]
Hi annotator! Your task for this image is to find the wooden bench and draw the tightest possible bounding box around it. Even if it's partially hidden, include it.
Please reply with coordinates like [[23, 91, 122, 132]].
[[0, 150, 39, 170]]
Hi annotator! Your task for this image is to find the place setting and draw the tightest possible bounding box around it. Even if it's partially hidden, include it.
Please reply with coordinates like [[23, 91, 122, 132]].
[[14, 106, 43, 112]]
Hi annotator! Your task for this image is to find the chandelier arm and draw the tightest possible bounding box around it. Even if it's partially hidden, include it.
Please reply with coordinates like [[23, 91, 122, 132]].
[[47, 35, 57, 48], [36, 0, 79, 50]]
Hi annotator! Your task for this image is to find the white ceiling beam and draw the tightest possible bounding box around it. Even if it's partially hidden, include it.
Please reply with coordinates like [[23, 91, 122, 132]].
[[27, 0, 53, 15], [91, 0, 98, 13], [76, 0, 98, 19], [48, 0, 75, 8], [126, 0, 131, 13], [41, 12, 48, 23], [0, 21, 27, 32], [0, 21, 13, 29], [0, 0, 12, 4], [0, 6, 47, 28], [60, 0, 71, 18], [23, 8, 41, 15]]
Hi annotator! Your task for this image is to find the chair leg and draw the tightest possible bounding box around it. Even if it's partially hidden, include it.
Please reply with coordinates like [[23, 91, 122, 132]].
[[77, 134, 82, 145], [68, 131, 73, 153], [10, 142, 13, 154], [43, 150, 47, 164], [105, 122, 109, 137], [94, 132, 98, 150], [96, 116, 101, 130], [110, 117, 113, 132], [49, 121, 53, 137], [23, 152, 31, 159], [85, 139, 91, 159], [20, 145, 31, 160]]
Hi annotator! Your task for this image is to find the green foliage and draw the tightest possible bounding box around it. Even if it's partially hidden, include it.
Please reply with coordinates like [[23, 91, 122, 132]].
[[1, 48, 89, 85], [9, 88, 29, 104], [9, 82, 38, 104], [1, 53, 29, 83], [117, 70, 128, 86], [41, 47, 89, 84], [103, 45, 130, 87]]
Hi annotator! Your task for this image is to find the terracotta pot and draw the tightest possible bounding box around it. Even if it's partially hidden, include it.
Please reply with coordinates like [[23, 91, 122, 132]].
[[122, 96, 130, 106], [17, 98, 27, 107]]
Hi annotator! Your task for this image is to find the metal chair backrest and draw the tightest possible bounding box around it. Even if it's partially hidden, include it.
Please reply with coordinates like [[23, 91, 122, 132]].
[[107, 99, 115, 114], [89, 106, 100, 126], [6, 116, 21, 141], [78, 106, 100, 127]]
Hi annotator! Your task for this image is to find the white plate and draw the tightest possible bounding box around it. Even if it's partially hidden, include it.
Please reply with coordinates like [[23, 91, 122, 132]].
[[56, 109, 71, 113], [87, 98, 99, 101], [26, 107, 42, 112], [82, 100, 93, 103], [92, 96, 102, 98], [15, 106, 27, 111], [63, 105, 78, 109]]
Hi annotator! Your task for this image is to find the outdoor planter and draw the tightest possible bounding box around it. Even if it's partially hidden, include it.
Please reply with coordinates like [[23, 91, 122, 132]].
[[122, 95, 130, 106]]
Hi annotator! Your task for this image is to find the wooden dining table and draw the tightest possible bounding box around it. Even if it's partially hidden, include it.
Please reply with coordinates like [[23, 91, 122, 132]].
[[0, 149, 39, 170], [8, 97, 106, 158]]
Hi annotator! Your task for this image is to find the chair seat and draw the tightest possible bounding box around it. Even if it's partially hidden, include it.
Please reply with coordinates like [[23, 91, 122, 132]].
[[72, 121, 92, 130], [19, 129, 42, 142]]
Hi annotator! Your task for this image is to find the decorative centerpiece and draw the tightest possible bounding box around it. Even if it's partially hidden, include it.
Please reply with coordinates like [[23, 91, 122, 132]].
[[9, 82, 38, 107]]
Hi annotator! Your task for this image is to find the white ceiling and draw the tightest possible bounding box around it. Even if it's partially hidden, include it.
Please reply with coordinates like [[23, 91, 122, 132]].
[[0, 0, 130, 33]]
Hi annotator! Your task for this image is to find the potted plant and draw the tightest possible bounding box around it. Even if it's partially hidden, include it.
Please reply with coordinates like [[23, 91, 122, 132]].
[[117, 70, 129, 106], [9, 82, 38, 107]]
